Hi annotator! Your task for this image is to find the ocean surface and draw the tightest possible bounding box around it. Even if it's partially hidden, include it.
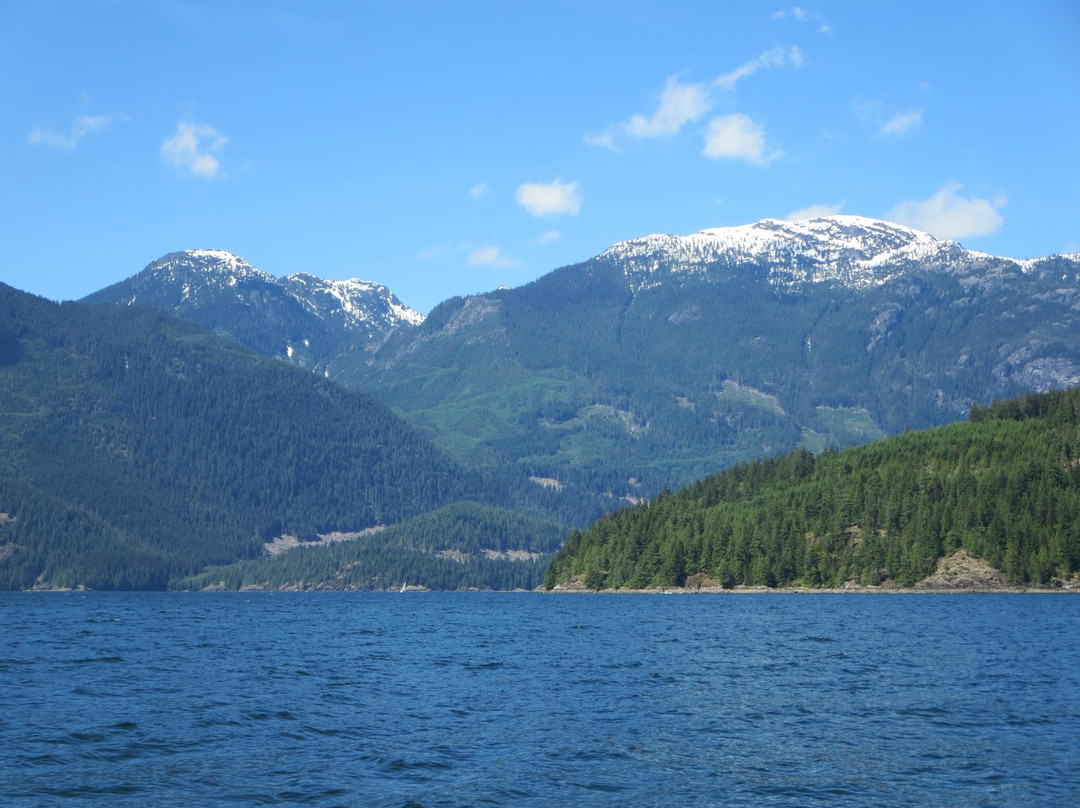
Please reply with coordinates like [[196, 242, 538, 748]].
[[2, 592, 1078, 807]]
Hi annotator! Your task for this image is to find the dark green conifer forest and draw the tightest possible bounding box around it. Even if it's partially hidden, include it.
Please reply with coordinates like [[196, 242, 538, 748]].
[[0, 284, 541, 589], [544, 388, 1080, 590]]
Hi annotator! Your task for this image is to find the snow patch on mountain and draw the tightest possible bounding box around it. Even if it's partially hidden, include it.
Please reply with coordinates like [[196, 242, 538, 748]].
[[282, 273, 425, 330], [282, 272, 424, 331], [126, 251, 423, 333], [145, 249, 276, 287], [600, 215, 986, 292]]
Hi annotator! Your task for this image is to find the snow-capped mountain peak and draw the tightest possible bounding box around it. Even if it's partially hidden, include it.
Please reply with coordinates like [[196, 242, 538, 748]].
[[143, 249, 276, 288], [84, 250, 424, 368], [600, 215, 975, 291], [116, 250, 423, 330]]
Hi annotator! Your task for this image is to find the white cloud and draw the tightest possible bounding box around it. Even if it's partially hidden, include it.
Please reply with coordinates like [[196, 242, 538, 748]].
[[538, 230, 561, 244], [470, 182, 488, 199], [787, 201, 845, 221], [467, 246, 520, 269], [703, 114, 782, 166], [586, 75, 710, 150], [887, 182, 1005, 240], [515, 178, 582, 217], [625, 76, 711, 138], [28, 113, 127, 150], [161, 121, 228, 179], [792, 6, 808, 21], [588, 49, 803, 152], [880, 109, 923, 138]]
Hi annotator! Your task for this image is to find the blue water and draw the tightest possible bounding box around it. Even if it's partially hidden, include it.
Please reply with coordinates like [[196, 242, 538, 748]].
[[2, 593, 1078, 807]]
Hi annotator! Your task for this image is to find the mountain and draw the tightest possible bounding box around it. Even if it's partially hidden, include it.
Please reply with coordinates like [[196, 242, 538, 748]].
[[543, 386, 1080, 591], [84, 249, 423, 371], [0, 283, 558, 590], [601, 215, 986, 290], [335, 215, 1080, 505]]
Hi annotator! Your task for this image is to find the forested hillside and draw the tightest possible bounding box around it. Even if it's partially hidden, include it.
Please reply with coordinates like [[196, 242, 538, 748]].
[[176, 502, 564, 591], [544, 387, 1080, 590], [0, 284, 539, 589]]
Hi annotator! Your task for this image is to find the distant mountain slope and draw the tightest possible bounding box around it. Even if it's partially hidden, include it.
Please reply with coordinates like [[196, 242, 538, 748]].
[[83, 249, 423, 370], [340, 216, 1080, 503], [0, 283, 477, 589], [544, 386, 1080, 590]]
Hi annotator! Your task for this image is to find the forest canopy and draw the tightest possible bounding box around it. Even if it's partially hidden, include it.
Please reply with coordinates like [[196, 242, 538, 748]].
[[544, 387, 1080, 590]]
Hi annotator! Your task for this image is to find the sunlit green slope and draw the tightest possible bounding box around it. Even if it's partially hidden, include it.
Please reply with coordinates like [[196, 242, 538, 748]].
[[544, 388, 1080, 590]]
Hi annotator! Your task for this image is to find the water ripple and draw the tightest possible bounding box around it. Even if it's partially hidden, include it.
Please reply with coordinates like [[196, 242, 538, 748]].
[[1, 592, 1078, 806]]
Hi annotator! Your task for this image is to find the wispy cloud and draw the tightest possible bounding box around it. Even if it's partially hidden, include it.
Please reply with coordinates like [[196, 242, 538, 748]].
[[538, 230, 561, 244], [787, 201, 845, 221], [516, 178, 582, 217], [583, 130, 617, 150], [470, 182, 488, 199], [418, 244, 448, 260], [851, 97, 885, 128], [467, 246, 520, 269], [772, 6, 832, 34], [880, 109, 923, 139], [588, 48, 802, 152], [161, 121, 228, 179], [714, 46, 801, 92], [853, 98, 925, 139], [703, 114, 782, 166], [888, 182, 1005, 240], [28, 112, 128, 150]]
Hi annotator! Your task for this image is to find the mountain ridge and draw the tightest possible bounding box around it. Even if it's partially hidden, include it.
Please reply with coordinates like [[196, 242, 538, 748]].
[[79, 217, 1080, 517], [84, 249, 423, 369], [598, 215, 1077, 293], [340, 215, 1080, 505]]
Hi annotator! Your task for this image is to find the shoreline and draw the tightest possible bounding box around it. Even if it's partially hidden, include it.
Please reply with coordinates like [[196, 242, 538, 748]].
[[542, 583, 1080, 595], [12, 587, 1079, 594]]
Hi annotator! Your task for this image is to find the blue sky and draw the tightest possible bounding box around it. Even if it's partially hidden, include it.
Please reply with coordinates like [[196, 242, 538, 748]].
[[2, 0, 1078, 314]]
